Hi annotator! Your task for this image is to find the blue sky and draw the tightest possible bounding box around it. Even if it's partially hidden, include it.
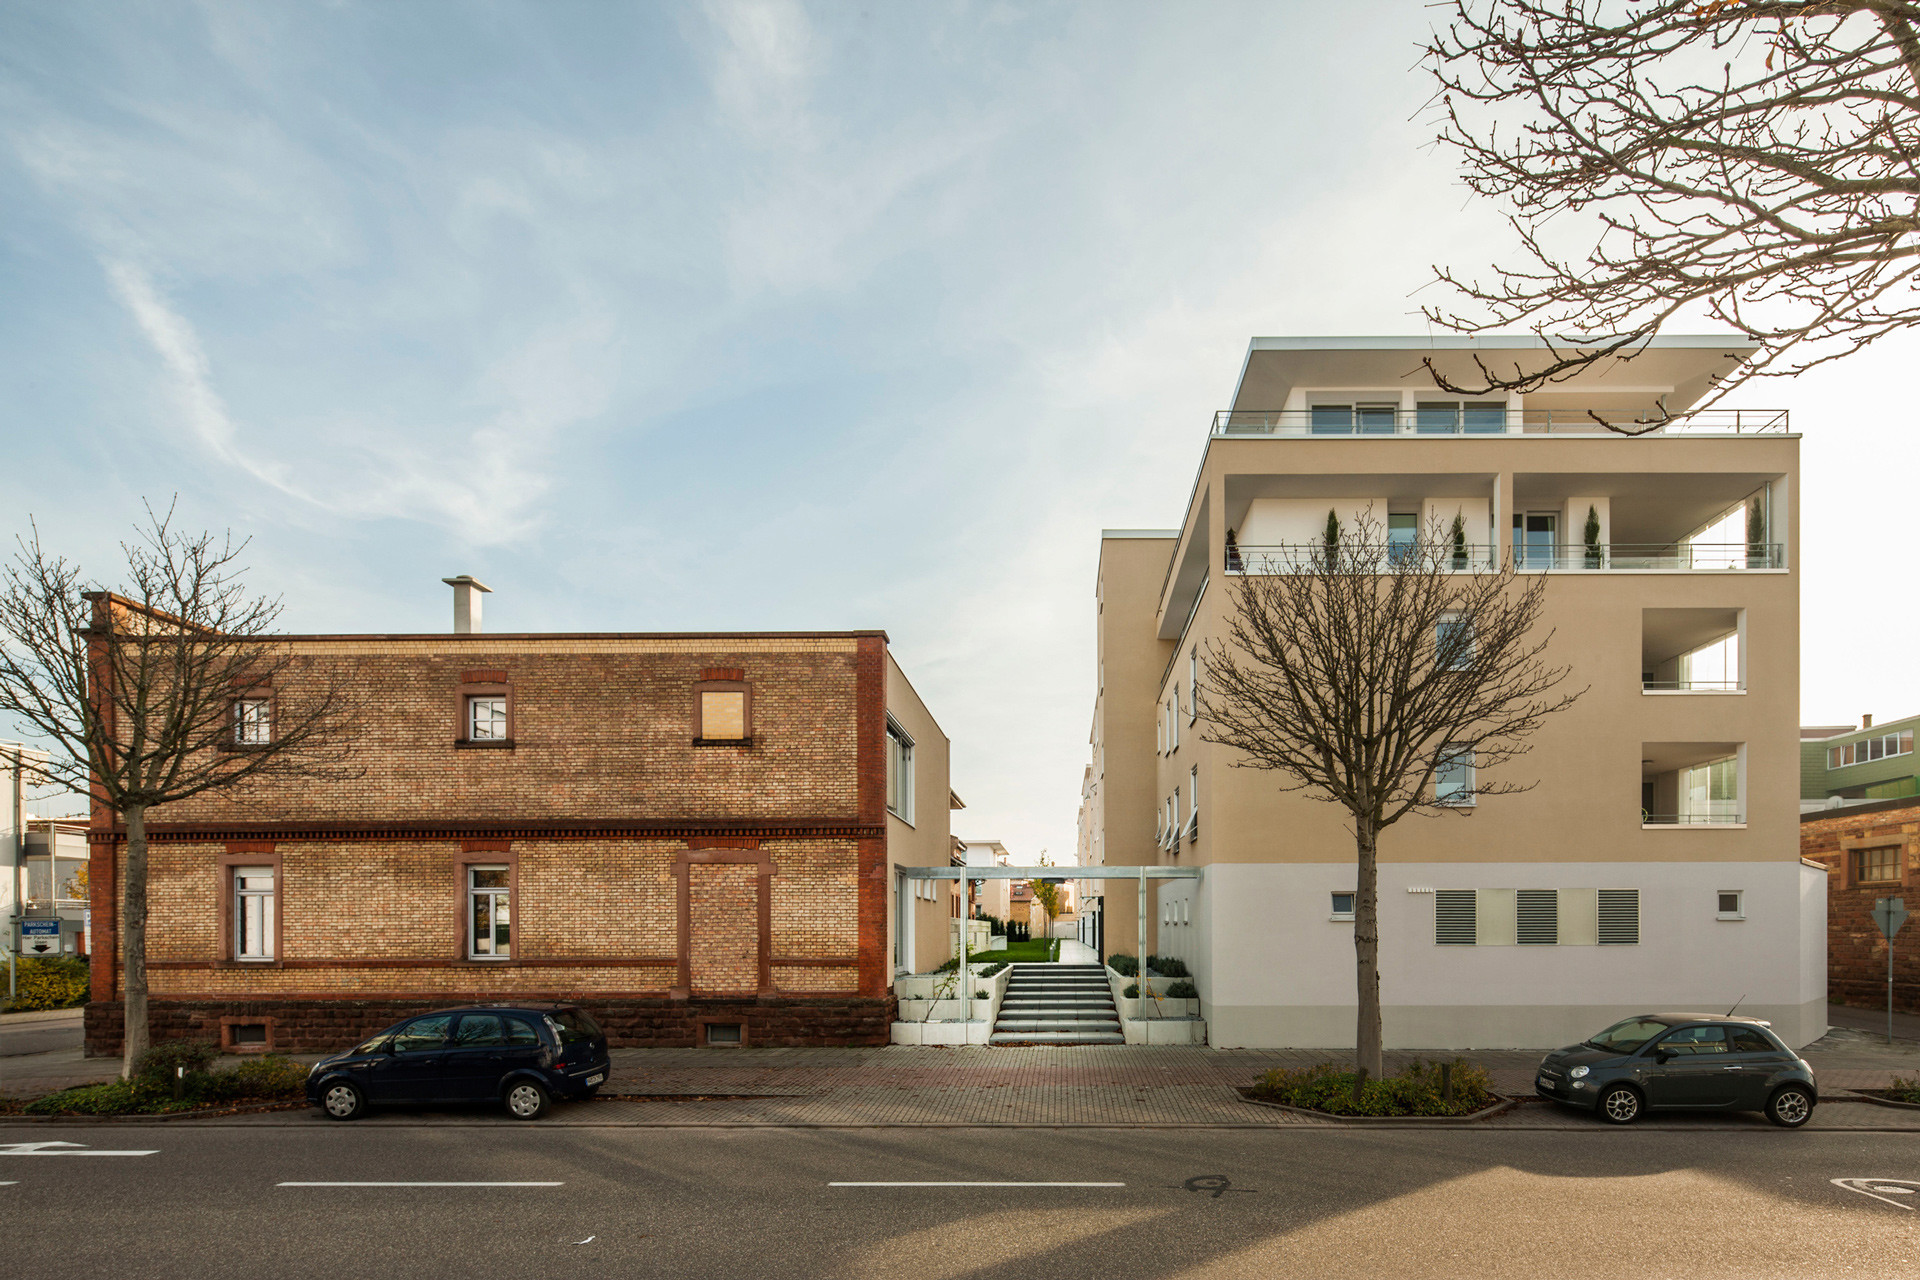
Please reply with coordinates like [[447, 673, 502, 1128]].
[[2, 1, 1912, 844]]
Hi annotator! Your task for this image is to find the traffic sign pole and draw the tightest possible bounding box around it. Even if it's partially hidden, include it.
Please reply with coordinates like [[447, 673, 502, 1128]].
[[1871, 897, 1908, 1046]]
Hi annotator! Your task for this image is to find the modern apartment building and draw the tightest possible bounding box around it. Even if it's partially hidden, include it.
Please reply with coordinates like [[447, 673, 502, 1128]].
[[1088, 336, 1825, 1050], [85, 585, 953, 1054], [1801, 713, 1919, 807]]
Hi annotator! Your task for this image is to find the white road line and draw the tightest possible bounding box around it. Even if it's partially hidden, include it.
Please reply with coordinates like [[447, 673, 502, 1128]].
[[1832, 1178, 1919, 1210], [829, 1182, 1121, 1189], [277, 1181, 564, 1188], [0, 1142, 157, 1157]]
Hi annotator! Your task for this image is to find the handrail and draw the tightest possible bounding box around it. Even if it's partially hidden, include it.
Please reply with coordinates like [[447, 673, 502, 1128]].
[[1224, 542, 1784, 572], [1212, 408, 1789, 436]]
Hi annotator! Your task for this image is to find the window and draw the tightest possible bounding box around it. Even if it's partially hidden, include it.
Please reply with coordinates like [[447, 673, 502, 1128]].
[[1856, 846, 1900, 884], [1436, 613, 1474, 670], [1655, 1025, 1729, 1056], [503, 1016, 542, 1047], [232, 698, 271, 745], [1168, 695, 1179, 751], [887, 717, 915, 822], [1729, 1026, 1779, 1054], [453, 1014, 508, 1047], [1436, 746, 1475, 806], [1189, 765, 1199, 835], [233, 867, 275, 961], [467, 696, 508, 741], [1310, 403, 1399, 435], [1677, 632, 1740, 692], [1331, 892, 1356, 920], [1513, 512, 1558, 568], [1597, 888, 1640, 944], [1679, 755, 1740, 823], [1717, 890, 1744, 920], [1435, 889, 1477, 944], [1188, 651, 1198, 724], [1387, 512, 1418, 565], [468, 866, 511, 959], [391, 1015, 452, 1054], [706, 1022, 743, 1046], [1516, 889, 1558, 945], [1416, 401, 1507, 433], [1830, 730, 1915, 769]]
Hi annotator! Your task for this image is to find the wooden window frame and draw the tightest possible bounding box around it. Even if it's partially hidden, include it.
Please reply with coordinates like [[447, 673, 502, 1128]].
[[455, 845, 518, 962], [221, 688, 276, 752], [217, 847, 283, 967], [1849, 842, 1903, 888], [454, 673, 513, 749], [692, 679, 753, 746], [219, 1015, 278, 1055]]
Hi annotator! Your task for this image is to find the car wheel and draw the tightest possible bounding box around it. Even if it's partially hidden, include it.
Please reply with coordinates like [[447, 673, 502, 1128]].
[[1597, 1084, 1642, 1125], [1765, 1086, 1814, 1128], [320, 1081, 367, 1121], [504, 1080, 550, 1121]]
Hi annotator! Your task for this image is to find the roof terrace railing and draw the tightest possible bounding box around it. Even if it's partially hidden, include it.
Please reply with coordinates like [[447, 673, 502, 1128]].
[[1224, 542, 1784, 573], [1212, 408, 1789, 436]]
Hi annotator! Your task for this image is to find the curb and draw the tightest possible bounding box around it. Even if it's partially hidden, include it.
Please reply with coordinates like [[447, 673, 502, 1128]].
[[1236, 1088, 1516, 1124], [1836, 1091, 1920, 1111], [0, 1101, 306, 1123], [0, 1007, 86, 1026]]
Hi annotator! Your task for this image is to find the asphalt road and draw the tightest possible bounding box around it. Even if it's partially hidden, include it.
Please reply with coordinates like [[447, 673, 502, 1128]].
[[0, 1016, 83, 1058], [2, 1123, 1916, 1278]]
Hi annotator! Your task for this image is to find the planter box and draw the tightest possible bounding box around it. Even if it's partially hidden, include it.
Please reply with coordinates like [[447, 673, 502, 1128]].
[[1121, 1016, 1207, 1045], [890, 1019, 991, 1046], [890, 963, 1012, 1047], [1115, 996, 1201, 1020]]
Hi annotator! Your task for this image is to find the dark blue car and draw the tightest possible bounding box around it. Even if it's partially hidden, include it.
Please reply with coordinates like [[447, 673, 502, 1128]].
[[306, 1004, 612, 1121]]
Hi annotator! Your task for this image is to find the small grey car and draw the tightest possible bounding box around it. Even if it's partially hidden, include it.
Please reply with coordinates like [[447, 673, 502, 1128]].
[[1535, 1013, 1817, 1127]]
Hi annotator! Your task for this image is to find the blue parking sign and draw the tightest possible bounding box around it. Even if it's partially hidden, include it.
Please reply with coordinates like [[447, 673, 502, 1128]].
[[19, 919, 59, 953]]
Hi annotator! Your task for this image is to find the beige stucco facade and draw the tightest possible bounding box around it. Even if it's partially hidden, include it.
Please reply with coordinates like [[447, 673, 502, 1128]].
[[885, 653, 960, 975], [1087, 337, 1825, 1048]]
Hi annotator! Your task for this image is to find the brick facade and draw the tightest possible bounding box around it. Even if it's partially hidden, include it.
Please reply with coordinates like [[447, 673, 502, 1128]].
[[1801, 799, 1920, 1014], [86, 630, 913, 1053]]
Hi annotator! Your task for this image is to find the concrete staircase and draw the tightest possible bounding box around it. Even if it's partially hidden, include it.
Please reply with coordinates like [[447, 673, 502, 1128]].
[[989, 963, 1123, 1045]]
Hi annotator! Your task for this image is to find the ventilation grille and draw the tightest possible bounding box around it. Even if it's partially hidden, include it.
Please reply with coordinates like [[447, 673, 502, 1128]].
[[1435, 889, 1477, 945], [1598, 889, 1640, 945], [1516, 889, 1559, 945]]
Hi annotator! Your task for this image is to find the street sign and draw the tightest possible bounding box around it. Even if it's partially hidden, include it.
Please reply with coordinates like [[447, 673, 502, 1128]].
[[1873, 897, 1908, 940], [19, 920, 59, 954]]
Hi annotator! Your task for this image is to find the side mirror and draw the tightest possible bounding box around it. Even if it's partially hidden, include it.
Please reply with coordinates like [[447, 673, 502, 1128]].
[[1652, 1049, 1674, 1065]]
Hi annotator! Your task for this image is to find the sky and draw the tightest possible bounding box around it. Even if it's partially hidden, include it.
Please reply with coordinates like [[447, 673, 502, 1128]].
[[1, 0, 1913, 841]]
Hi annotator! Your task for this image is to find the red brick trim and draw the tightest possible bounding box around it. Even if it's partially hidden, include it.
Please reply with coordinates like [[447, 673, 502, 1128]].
[[769, 956, 859, 967], [855, 635, 888, 996], [219, 1014, 277, 1053], [461, 669, 508, 684], [95, 819, 884, 843], [672, 845, 773, 998], [149, 956, 679, 970], [217, 849, 284, 967], [700, 667, 745, 682]]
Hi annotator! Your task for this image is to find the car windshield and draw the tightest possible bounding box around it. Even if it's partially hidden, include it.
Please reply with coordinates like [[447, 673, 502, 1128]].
[[1586, 1017, 1671, 1053], [352, 1032, 394, 1055]]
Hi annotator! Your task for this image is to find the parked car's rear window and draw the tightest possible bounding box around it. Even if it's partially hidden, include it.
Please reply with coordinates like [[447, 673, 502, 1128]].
[[502, 1016, 542, 1047], [1587, 1017, 1669, 1053], [550, 1009, 602, 1044], [1729, 1026, 1780, 1053]]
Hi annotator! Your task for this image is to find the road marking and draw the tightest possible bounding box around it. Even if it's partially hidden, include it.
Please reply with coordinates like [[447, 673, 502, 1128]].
[[1831, 1178, 1920, 1210], [278, 1181, 563, 1187], [829, 1181, 1125, 1187], [0, 1142, 157, 1157]]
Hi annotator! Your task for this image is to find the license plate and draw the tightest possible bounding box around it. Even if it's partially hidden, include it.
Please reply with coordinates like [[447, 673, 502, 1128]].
[[1537, 1076, 1551, 1089], [585, 1074, 605, 1086]]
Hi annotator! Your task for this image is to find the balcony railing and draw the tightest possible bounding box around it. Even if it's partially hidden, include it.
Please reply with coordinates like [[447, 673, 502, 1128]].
[[1642, 811, 1746, 826], [1225, 542, 1783, 573], [1642, 679, 1743, 693], [1212, 409, 1789, 437]]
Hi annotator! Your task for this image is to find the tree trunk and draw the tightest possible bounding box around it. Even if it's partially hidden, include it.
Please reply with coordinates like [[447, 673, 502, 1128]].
[[120, 803, 150, 1080], [1353, 814, 1384, 1080]]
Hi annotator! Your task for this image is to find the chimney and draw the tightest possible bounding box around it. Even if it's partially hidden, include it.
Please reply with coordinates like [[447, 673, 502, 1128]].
[[1863, 714, 1873, 729], [442, 576, 492, 634]]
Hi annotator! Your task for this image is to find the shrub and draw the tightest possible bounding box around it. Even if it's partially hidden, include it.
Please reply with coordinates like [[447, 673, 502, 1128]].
[[1123, 983, 1140, 999], [134, 1039, 220, 1085], [1248, 1058, 1494, 1117], [1147, 955, 1190, 978], [206, 1055, 309, 1102], [26, 1052, 310, 1115], [977, 962, 1008, 978], [1167, 980, 1198, 999], [6, 956, 88, 1011], [1107, 954, 1139, 977], [25, 1081, 146, 1116], [1890, 1075, 1920, 1104]]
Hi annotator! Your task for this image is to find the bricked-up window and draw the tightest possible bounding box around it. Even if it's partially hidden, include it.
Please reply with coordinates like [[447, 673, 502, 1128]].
[[232, 698, 271, 745], [693, 674, 752, 744], [468, 866, 511, 959], [233, 867, 275, 960], [1856, 846, 1901, 884], [887, 716, 915, 823], [468, 696, 508, 741]]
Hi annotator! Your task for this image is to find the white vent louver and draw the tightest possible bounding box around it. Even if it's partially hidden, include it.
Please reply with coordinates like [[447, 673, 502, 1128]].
[[1434, 889, 1477, 945], [1516, 889, 1559, 945], [1597, 888, 1640, 945]]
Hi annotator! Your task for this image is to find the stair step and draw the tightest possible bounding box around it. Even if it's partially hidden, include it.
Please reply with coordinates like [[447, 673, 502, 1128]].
[[989, 1031, 1126, 1045]]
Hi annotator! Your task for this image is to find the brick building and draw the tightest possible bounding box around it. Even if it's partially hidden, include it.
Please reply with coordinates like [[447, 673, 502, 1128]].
[[1801, 798, 1920, 1015], [85, 592, 953, 1054]]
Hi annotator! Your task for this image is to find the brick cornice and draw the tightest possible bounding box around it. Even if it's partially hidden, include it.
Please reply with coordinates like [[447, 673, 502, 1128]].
[[90, 817, 883, 844]]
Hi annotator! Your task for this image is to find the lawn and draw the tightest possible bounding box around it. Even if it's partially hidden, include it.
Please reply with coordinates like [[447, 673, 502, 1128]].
[[969, 937, 1059, 964]]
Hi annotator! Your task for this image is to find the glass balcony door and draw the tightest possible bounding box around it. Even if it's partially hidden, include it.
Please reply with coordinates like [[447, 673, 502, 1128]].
[[1513, 512, 1558, 568]]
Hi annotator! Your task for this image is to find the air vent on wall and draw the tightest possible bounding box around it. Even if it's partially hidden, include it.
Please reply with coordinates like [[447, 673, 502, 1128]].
[[1434, 889, 1477, 945], [1516, 889, 1559, 945], [1598, 888, 1641, 945]]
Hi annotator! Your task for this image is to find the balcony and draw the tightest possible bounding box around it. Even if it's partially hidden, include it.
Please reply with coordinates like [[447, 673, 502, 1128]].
[[1212, 408, 1789, 437], [1643, 609, 1742, 693], [1224, 542, 1783, 574], [1642, 742, 1745, 829]]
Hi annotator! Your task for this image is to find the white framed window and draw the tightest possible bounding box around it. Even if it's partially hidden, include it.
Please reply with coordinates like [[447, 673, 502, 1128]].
[[1188, 651, 1198, 724], [467, 695, 508, 741], [1436, 746, 1475, 806], [1717, 890, 1745, 920], [1330, 892, 1355, 921], [468, 866, 511, 959], [887, 717, 915, 824], [234, 867, 275, 961], [1830, 730, 1915, 769], [1436, 613, 1474, 670], [1679, 754, 1740, 823], [1188, 765, 1199, 831], [1168, 695, 1179, 751], [233, 698, 271, 745]]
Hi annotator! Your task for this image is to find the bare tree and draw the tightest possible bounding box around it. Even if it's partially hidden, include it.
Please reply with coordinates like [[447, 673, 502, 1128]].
[[0, 506, 357, 1077], [1424, 1, 1920, 410], [1199, 517, 1581, 1080]]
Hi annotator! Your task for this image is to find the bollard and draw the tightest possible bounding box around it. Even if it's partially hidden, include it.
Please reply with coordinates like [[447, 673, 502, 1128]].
[[173, 1066, 184, 1101]]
